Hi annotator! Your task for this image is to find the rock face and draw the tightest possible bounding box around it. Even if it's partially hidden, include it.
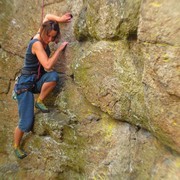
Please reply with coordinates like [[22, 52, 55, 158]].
[[0, 0, 179, 179]]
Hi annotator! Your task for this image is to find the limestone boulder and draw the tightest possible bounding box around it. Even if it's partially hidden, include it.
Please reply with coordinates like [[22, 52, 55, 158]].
[[71, 39, 180, 152], [138, 0, 180, 46], [74, 0, 142, 40], [72, 41, 148, 126], [142, 44, 180, 151]]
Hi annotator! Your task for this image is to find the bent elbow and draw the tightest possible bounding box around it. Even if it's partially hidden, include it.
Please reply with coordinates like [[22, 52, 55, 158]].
[[43, 14, 51, 23], [44, 65, 52, 71], [42, 62, 52, 71]]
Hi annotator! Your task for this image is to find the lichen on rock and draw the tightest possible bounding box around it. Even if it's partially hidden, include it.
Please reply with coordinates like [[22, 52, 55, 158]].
[[0, 0, 179, 179]]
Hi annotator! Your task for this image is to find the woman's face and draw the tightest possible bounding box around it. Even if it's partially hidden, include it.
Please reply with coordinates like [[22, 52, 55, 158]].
[[42, 30, 57, 44]]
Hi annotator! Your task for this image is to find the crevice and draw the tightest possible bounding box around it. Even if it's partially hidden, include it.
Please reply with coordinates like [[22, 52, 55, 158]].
[[135, 125, 141, 132], [127, 31, 138, 41], [70, 74, 75, 81], [128, 125, 134, 175], [1, 46, 24, 59], [139, 39, 180, 48]]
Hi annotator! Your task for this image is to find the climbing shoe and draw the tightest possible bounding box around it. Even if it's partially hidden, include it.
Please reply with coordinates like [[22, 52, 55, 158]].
[[14, 147, 27, 159], [35, 100, 50, 113]]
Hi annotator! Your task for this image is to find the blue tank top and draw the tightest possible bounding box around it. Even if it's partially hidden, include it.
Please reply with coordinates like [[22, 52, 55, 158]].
[[22, 39, 51, 72]]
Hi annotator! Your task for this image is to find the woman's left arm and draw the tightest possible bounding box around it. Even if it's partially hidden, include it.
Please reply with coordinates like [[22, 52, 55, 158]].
[[43, 13, 72, 23]]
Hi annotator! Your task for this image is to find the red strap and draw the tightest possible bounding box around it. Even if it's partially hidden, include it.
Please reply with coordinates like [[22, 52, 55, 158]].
[[40, 0, 44, 25], [37, 63, 41, 80]]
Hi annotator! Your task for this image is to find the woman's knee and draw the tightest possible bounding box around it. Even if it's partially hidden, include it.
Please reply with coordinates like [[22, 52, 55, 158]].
[[46, 71, 59, 82], [19, 120, 34, 132]]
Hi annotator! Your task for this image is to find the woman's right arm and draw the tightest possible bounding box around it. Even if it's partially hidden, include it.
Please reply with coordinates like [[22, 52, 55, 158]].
[[43, 13, 72, 23], [37, 13, 72, 38], [32, 41, 68, 71]]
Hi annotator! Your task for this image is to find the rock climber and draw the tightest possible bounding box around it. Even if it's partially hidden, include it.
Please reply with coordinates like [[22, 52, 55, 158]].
[[13, 13, 72, 159]]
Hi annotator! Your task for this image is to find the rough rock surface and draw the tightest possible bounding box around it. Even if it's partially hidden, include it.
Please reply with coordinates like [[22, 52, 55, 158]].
[[0, 0, 179, 179]]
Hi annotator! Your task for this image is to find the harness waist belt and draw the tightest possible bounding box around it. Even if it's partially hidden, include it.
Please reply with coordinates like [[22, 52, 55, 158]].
[[21, 69, 37, 75], [16, 85, 35, 95]]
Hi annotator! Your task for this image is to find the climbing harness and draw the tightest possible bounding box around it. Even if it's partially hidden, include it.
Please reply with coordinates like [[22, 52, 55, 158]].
[[21, 69, 37, 75], [12, 75, 36, 99], [12, 75, 20, 100], [15, 83, 35, 95]]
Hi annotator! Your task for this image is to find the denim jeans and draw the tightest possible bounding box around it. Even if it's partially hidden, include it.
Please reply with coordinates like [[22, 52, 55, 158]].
[[16, 71, 59, 132]]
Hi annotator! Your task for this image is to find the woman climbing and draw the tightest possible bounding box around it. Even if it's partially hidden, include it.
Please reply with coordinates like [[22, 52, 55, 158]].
[[13, 13, 72, 159]]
